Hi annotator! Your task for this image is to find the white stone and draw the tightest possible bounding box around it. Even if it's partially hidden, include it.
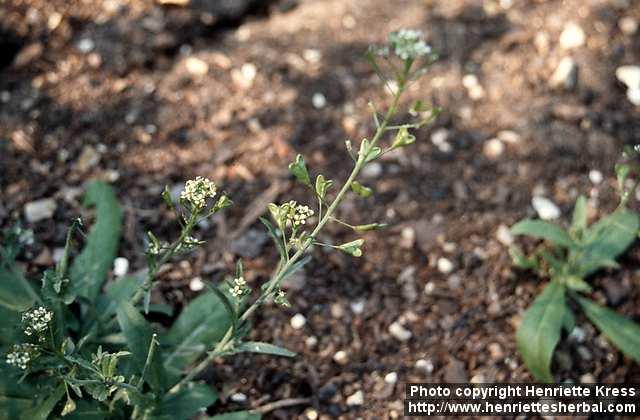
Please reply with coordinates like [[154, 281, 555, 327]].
[[305, 336, 318, 348], [290, 313, 307, 329], [588, 169, 603, 185], [346, 390, 364, 406], [312, 92, 327, 109], [232, 63, 257, 89], [619, 16, 638, 35], [361, 162, 382, 178], [76, 38, 95, 53], [559, 22, 586, 49], [616, 65, 640, 90], [496, 224, 514, 246], [532, 196, 561, 220], [437, 257, 454, 274], [189, 276, 205, 291], [431, 128, 452, 153], [241, 63, 257, 81], [470, 374, 487, 384], [424, 282, 435, 295], [303, 49, 322, 63], [483, 138, 504, 159], [389, 321, 412, 341], [333, 350, 349, 365], [415, 358, 434, 374], [185, 57, 209, 76], [25, 198, 57, 222], [230, 392, 247, 403], [549, 57, 578, 90], [113, 257, 129, 277], [579, 373, 596, 384], [350, 300, 365, 314], [497, 130, 521, 144], [384, 372, 398, 384], [304, 408, 319, 420]]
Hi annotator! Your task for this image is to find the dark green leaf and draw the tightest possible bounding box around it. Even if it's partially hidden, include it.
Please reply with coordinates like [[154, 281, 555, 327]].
[[116, 301, 165, 391], [615, 163, 630, 191], [20, 382, 65, 420], [516, 281, 567, 382], [154, 382, 217, 420], [259, 217, 286, 261], [511, 219, 574, 248], [235, 341, 296, 357], [70, 181, 123, 302], [578, 210, 638, 276], [560, 275, 592, 293], [576, 296, 640, 363], [288, 154, 311, 186], [509, 247, 539, 271], [562, 309, 576, 334], [0, 264, 37, 311]]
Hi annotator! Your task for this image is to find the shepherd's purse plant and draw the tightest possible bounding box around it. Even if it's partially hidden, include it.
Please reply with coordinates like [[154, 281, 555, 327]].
[[0, 30, 438, 419], [510, 147, 640, 382]]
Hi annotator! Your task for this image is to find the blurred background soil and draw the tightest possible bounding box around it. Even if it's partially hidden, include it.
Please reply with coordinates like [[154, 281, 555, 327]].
[[2, 0, 640, 418]]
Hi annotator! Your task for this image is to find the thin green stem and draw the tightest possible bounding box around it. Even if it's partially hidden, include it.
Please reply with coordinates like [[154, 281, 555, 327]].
[[171, 81, 407, 393]]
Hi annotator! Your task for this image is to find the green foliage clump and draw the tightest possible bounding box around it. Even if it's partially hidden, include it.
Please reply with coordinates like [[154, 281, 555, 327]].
[[510, 149, 640, 382]]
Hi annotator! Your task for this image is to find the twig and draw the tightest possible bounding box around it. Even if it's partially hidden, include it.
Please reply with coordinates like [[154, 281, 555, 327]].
[[254, 397, 312, 414]]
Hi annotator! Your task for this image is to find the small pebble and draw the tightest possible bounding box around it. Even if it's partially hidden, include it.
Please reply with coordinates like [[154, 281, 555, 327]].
[[619, 16, 638, 35], [305, 336, 318, 348], [568, 326, 586, 343], [304, 408, 319, 420], [290, 313, 307, 329], [549, 57, 578, 90], [230, 392, 247, 403], [559, 22, 586, 49], [496, 224, 514, 246], [532, 196, 561, 220], [588, 169, 603, 185], [333, 350, 349, 365], [312, 92, 327, 109], [361, 162, 382, 178], [24, 198, 57, 222], [497, 130, 521, 144], [384, 372, 398, 384], [437, 257, 454, 274], [483, 138, 504, 159], [303, 49, 322, 63], [415, 358, 435, 374], [350, 300, 365, 314], [346, 390, 364, 406], [389, 321, 412, 341], [470, 374, 487, 384], [424, 282, 435, 295], [113, 257, 129, 277], [616, 65, 640, 90], [579, 373, 596, 384], [76, 38, 95, 53], [189, 276, 204, 291], [185, 57, 209, 76], [330, 303, 345, 319]]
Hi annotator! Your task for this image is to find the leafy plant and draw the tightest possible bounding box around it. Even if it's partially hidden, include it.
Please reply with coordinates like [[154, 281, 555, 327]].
[[510, 153, 640, 382], [0, 30, 438, 418]]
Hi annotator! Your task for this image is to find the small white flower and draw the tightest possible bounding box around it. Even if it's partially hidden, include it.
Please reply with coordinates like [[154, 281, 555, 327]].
[[229, 276, 249, 298], [283, 201, 315, 227], [389, 29, 432, 60], [180, 176, 217, 210], [22, 306, 53, 337], [6, 343, 39, 370]]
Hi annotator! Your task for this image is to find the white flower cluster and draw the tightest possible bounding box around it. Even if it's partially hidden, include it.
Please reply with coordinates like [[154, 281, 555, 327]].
[[229, 276, 250, 298], [22, 306, 53, 337], [6, 343, 38, 370], [389, 29, 431, 60], [285, 201, 315, 227], [180, 176, 217, 210]]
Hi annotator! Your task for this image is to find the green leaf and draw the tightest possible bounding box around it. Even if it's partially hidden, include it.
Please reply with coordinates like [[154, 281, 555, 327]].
[[315, 175, 333, 200], [164, 291, 231, 382], [615, 163, 630, 191], [116, 301, 165, 391], [235, 341, 296, 357], [391, 127, 416, 149], [559, 275, 592, 293], [259, 217, 287, 261], [350, 181, 373, 198], [364, 146, 382, 163], [20, 382, 65, 420], [208, 411, 261, 420], [154, 382, 217, 420], [511, 219, 574, 248], [509, 247, 539, 271], [70, 181, 123, 302], [576, 296, 640, 363], [571, 196, 588, 235], [288, 154, 311, 186], [516, 281, 567, 382], [0, 373, 38, 417], [578, 210, 639, 276], [336, 239, 364, 257], [562, 309, 576, 334], [61, 400, 109, 419], [353, 223, 387, 232], [0, 264, 37, 311]]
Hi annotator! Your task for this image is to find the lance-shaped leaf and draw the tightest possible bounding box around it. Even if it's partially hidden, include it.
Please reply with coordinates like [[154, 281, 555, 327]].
[[69, 181, 122, 302], [336, 239, 364, 257], [353, 223, 387, 232], [351, 181, 373, 198], [235, 341, 296, 357], [576, 296, 640, 363], [570, 195, 588, 236], [511, 219, 574, 249], [288, 154, 311, 186], [516, 281, 567, 382]]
